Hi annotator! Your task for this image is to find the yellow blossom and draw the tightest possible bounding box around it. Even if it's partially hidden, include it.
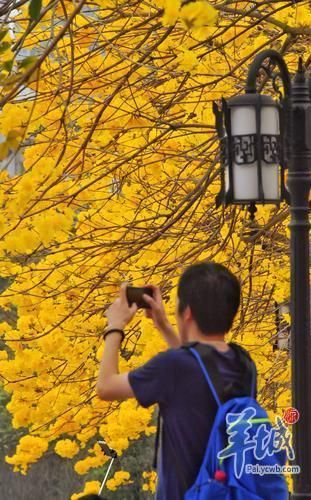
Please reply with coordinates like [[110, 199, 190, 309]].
[[55, 439, 80, 458], [180, 1, 218, 30], [162, 0, 181, 25]]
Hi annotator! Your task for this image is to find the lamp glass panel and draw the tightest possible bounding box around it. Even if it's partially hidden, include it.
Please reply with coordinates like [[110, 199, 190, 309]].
[[230, 106, 258, 200], [261, 106, 280, 200], [261, 105, 279, 134]]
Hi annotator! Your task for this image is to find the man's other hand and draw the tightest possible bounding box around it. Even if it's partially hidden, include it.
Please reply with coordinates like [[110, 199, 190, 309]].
[[142, 285, 171, 332]]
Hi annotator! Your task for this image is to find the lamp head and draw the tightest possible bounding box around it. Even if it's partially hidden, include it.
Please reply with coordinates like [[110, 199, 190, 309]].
[[213, 91, 290, 208]]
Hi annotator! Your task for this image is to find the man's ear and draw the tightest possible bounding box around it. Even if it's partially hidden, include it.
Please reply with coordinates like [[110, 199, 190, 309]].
[[184, 305, 193, 321]]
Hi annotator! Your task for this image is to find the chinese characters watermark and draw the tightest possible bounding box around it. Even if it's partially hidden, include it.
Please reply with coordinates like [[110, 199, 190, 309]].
[[217, 406, 300, 478]]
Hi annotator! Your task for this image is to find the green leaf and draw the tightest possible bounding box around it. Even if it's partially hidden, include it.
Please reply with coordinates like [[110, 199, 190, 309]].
[[2, 59, 14, 73], [18, 55, 37, 69], [0, 30, 9, 43], [0, 42, 11, 54], [29, 0, 42, 21]]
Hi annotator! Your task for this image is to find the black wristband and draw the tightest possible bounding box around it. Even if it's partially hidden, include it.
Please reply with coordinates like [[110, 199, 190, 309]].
[[103, 328, 125, 342]]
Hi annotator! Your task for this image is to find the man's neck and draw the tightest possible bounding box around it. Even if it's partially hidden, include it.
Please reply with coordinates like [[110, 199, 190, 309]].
[[188, 332, 225, 342], [186, 330, 228, 350]]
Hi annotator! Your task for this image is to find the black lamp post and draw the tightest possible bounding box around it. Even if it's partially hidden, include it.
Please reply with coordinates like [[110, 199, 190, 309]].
[[213, 49, 311, 497]]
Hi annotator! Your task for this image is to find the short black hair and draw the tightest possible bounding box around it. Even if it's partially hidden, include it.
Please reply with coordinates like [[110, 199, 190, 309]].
[[177, 261, 240, 335], [79, 495, 104, 500]]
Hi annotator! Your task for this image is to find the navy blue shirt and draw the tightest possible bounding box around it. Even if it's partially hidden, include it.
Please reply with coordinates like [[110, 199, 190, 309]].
[[128, 343, 254, 500]]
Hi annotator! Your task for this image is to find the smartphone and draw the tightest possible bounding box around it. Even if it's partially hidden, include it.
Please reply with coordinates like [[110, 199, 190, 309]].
[[98, 440, 118, 458], [126, 286, 153, 309]]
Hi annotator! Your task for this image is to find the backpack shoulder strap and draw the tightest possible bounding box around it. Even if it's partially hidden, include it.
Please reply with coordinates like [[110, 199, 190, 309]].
[[228, 342, 257, 398], [184, 342, 257, 402]]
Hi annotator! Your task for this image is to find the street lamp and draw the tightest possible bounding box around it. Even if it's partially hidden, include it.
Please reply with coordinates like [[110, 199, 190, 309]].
[[213, 49, 311, 498]]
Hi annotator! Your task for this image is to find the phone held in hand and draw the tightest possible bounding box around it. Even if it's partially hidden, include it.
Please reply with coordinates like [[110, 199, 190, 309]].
[[126, 286, 153, 309]]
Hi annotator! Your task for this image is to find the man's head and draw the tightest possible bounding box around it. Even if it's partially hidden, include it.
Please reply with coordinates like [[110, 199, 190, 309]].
[[79, 495, 105, 500], [176, 261, 240, 342]]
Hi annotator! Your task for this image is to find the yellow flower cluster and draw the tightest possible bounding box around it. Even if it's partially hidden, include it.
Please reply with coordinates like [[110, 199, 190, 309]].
[[106, 470, 133, 491], [175, 50, 199, 73], [55, 439, 80, 459], [180, 1, 219, 29], [142, 470, 157, 493], [71, 481, 101, 500], [162, 0, 218, 32], [6, 436, 48, 474], [276, 3, 311, 27], [74, 443, 109, 475]]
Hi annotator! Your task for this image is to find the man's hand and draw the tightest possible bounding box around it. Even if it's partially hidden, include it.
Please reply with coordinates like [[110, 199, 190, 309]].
[[142, 285, 170, 331], [105, 282, 138, 329], [143, 285, 181, 348]]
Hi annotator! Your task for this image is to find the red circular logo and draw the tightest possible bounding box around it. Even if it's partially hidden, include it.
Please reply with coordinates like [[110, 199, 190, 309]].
[[283, 407, 300, 425]]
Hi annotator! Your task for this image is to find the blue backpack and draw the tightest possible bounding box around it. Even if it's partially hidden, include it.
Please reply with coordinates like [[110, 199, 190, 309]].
[[184, 344, 289, 500]]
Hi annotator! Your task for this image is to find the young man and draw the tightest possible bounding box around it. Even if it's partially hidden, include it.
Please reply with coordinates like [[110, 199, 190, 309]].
[[96, 261, 257, 499]]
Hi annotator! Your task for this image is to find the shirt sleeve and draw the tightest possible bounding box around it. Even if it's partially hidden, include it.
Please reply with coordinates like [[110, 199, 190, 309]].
[[128, 350, 176, 408]]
